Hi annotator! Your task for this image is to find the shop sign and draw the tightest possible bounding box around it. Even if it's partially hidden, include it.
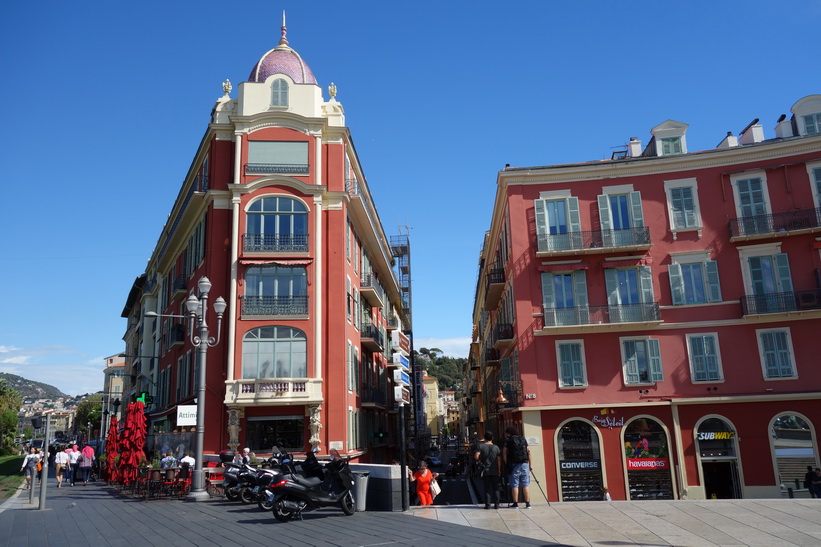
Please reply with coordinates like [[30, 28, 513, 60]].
[[177, 405, 197, 426], [697, 431, 735, 441], [391, 331, 410, 354], [391, 353, 409, 370], [394, 386, 410, 404], [560, 460, 600, 470], [593, 415, 625, 429], [627, 458, 669, 470], [393, 369, 410, 386]]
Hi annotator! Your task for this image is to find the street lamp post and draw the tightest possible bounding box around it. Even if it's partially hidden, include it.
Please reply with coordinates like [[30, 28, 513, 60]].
[[185, 276, 226, 501]]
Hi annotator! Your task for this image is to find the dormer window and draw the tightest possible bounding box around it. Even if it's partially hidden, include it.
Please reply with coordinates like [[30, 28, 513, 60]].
[[661, 137, 682, 155], [271, 78, 289, 107], [803, 113, 821, 135], [650, 120, 689, 156], [790, 94, 821, 136]]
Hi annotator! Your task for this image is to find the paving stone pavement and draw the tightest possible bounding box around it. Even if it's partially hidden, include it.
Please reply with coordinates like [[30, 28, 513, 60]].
[[2, 480, 821, 546]]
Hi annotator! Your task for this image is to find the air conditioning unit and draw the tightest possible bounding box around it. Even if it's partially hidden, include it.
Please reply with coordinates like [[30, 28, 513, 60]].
[[797, 291, 819, 309]]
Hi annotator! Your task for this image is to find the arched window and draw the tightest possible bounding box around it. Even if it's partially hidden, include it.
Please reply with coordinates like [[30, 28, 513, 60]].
[[770, 413, 817, 490], [623, 417, 674, 500], [271, 78, 289, 107], [245, 196, 308, 252], [242, 326, 307, 379], [556, 420, 604, 501], [243, 265, 308, 315]]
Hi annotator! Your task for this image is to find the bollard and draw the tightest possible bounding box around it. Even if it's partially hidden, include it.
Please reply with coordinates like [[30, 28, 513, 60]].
[[795, 478, 801, 490], [787, 487, 794, 498]]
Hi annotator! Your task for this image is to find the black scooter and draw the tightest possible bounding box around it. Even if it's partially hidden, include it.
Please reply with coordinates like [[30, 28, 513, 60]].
[[269, 450, 356, 521]]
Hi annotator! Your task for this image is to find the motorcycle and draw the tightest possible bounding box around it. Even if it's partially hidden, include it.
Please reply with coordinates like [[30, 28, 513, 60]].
[[269, 450, 356, 521], [223, 462, 259, 502]]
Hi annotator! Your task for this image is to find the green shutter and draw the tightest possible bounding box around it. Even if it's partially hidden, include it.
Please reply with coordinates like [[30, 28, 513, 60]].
[[541, 273, 556, 326], [639, 266, 654, 304], [648, 339, 663, 382], [573, 270, 589, 324], [668, 263, 684, 305], [604, 269, 620, 306], [629, 191, 645, 228], [704, 335, 720, 379], [624, 340, 640, 384], [567, 197, 581, 233], [774, 253, 793, 293], [689, 336, 706, 381], [535, 199, 547, 236], [571, 344, 584, 385], [559, 344, 573, 386], [760, 331, 780, 378], [597, 194, 612, 231], [705, 260, 722, 302]]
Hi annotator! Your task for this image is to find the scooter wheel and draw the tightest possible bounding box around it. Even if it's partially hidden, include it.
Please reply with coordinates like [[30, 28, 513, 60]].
[[258, 496, 275, 511], [340, 490, 356, 516], [272, 499, 294, 522], [240, 487, 255, 504], [225, 487, 240, 501]]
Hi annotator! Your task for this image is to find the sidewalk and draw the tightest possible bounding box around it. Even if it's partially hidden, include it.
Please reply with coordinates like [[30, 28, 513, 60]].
[[2, 479, 821, 546]]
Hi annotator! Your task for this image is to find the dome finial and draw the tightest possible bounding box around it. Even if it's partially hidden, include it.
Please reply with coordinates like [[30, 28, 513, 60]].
[[279, 10, 288, 46]]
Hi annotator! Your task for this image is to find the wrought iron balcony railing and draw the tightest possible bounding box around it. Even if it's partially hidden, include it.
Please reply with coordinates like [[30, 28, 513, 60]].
[[741, 289, 821, 315], [360, 273, 385, 304], [168, 323, 186, 348], [543, 302, 661, 327], [537, 226, 651, 253], [361, 387, 387, 406], [243, 233, 309, 253], [241, 295, 309, 316], [492, 323, 514, 345], [245, 163, 309, 175], [361, 323, 384, 349], [729, 208, 821, 238]]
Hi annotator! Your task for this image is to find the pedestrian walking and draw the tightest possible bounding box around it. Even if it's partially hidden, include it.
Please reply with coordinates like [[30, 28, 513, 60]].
[[412, 460, 439, 506], [55, 447, 70, 488], [68, 445, 80, 486], [475, 431, 501, 509], [78, 445, 95, 485], [503, 426, 532, 508], [19, 447, 39, 489]]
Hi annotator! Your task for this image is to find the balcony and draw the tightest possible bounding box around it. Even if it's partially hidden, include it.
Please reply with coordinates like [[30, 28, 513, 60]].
[[168, 323, 186, 349], [224, 378, 323, 406], [243, 233, 309, 253], [245, 163, 309, 175], [741, 289, 821, 316], [171, 275, 187, 299], [729, 208, 821, 240], [536, 227, 651, 257], [492, 323, 515, 349], [360, 273, 385, 308], [361, 323, 384, 352], [241, 295, 308, 316], [361, 387, 387, 408], [385, 315, 399, 331], [537, 303, 662, 335], [485, 348, 500, 366], [483, 265, 505, 311]]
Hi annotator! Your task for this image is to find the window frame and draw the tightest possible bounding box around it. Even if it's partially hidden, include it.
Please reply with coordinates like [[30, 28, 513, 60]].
[[668, 250, 722, 305], [685, 333, 724, 383], [663, 177, 702, 239], [241, 326, 308, 379], [756, 327, 797, 380], [806, 160, 821, 211], [730, 170, 772, 222], [736, 242, 791, 297], [620, 336, 664, 385], [555, 340, 587, 388], [271, 78, 289, 108]]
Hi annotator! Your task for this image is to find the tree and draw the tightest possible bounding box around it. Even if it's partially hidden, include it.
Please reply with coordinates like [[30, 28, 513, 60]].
[[0, 379, 22, 454], [74, 393, 104, 440]]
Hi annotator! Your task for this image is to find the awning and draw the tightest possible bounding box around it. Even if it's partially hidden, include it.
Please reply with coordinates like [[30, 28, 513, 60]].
[[601, 257, 653, 268], [538, 263, 589, 272], [239, 258, 313, 266]]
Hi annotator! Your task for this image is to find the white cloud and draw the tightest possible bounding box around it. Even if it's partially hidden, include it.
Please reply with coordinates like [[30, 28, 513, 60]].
[[0, 345, 21, 353], [413, 337, 471, 359], [0, 355, 30, 365], [0, 345, 105, 397]]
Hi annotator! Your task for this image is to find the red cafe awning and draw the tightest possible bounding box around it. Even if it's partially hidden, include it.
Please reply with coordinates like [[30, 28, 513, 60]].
[[601, 257, 653, 268], [239, 259, 313, 266], [538, 263, 589, 272]]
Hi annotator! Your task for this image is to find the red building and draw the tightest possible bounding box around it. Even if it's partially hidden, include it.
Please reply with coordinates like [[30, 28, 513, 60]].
[[469, 94, 821, 501], [121, 21, 409, 463]]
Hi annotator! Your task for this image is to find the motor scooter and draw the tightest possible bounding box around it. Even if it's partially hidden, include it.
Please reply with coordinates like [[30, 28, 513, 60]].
[[269, 449, 356, 521]]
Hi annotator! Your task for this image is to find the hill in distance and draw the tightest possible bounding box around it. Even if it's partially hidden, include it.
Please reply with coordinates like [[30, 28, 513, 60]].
[[0, 372, 69, 400]]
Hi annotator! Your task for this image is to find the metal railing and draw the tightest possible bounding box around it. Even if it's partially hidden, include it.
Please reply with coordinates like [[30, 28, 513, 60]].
[[537, 226, 651, 253], [543, 302, 661, 326], [492, 323, 514, 344], [361, 323, 384, 348], [361, 273, 385, 303], [243, 233, 309, 253], [245, 163, 309, 175], [362, 387, 387, 406], [741, 289, 821, 315], [241, 295, 309, 316], [729, 208, 821, 238]]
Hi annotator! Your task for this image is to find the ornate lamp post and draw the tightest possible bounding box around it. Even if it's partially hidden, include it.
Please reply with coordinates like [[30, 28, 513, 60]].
[[185, 276, 226, 501]]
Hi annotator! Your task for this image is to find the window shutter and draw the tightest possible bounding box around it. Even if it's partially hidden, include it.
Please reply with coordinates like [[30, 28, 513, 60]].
[[629, 191, 645, 228], [540, 273, 556, 326], [573, 270, 589, 324], [623, 340, 639, 384], [559, 344, 573, 386], [597, 194, 612, 231], [689, 336, 706, 381], [670, 187, 685, 228], [639, 266, 654, 304], [704, 335, 719, 379], [648, 339, 663, 382], [705, 260, 722, 302], [567, 197, 581, 233], [760, 332, 780, 378], [668, 263, 684, 305], [534, 199, 547, 237], [604, 269, 620, 306], [774, 253, 793, 293], [682, 186, 696, 227]]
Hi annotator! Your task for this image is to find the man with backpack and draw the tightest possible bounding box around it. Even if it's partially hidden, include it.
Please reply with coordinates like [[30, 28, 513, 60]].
[[503, 426, 531, 508]]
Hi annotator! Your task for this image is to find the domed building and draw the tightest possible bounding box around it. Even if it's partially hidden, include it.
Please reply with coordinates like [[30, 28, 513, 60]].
[[120, 16, 411, 483]]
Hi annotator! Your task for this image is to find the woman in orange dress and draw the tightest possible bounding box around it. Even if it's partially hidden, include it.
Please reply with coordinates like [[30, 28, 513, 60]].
[[412, 460, 439, 505]]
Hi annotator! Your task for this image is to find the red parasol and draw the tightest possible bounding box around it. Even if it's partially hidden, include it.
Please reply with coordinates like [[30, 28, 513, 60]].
[[118, 402, 147, 484], [105, 415, 120, 482]]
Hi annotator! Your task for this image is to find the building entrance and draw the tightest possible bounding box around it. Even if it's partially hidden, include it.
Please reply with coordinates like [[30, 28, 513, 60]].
[[701, 460, 740, 499], [697, 417, 741, 499]]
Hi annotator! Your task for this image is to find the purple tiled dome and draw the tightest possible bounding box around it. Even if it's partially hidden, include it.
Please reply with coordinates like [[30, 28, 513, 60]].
[[248, 45, 316, 84]]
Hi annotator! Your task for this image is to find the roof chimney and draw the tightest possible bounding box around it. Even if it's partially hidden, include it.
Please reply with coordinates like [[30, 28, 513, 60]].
[[738, 118, 765, 144], [628, 137, 642, 158], [774, 114, 794, 139], [716, 131, 738, 149]]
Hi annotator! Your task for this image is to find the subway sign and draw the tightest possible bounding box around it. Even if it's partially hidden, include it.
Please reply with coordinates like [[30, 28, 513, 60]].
[[697, 431, 735, 441]]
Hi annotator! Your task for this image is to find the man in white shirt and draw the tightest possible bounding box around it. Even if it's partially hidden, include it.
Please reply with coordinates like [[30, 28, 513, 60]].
[[180, 452, 195, 467], [68, 445, 80, 486], [55, 448, 70, 488]]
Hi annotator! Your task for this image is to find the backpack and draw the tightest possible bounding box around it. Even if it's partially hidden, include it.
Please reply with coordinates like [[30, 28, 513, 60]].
[[508, 436, 528, 463]]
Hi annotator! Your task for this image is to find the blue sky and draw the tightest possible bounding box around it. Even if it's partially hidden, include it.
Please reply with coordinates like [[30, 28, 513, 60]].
[[1, 1, 818, 396]]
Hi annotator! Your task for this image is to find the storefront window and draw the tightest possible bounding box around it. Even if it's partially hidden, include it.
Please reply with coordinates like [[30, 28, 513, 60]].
[[557, 420, 604, 501], [771, 414, 817, 489], [246, 416, 304, 452], [624, 417, 674, 500], [697, 417, 741, 499], [697, 418, 736, 458]]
